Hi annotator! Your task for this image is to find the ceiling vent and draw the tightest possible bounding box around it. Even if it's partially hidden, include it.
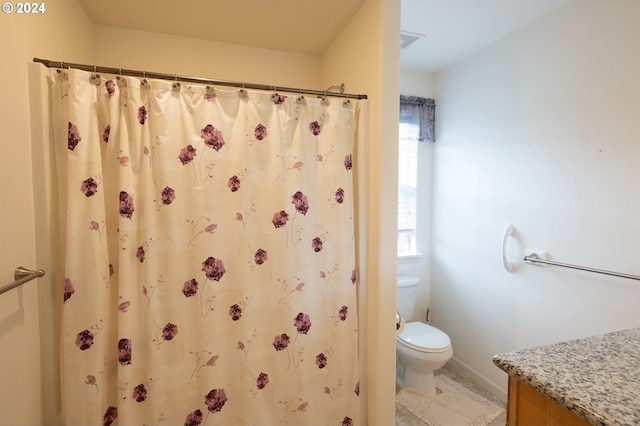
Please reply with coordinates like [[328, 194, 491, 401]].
[[400, 30, 425, 49]]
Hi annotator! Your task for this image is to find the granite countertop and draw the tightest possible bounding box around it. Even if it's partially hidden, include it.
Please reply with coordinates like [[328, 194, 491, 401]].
[[493, 327, 640, 426]]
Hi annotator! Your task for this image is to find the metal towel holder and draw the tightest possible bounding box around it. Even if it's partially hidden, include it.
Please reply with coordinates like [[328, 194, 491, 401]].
[[0, 267, 46, 295]]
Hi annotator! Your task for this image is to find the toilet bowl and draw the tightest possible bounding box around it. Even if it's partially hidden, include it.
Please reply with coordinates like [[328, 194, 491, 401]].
[[396, 275, 453, 397], [396, 321, 453, 396]]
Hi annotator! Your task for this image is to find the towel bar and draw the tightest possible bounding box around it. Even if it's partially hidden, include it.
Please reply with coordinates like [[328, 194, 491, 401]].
[[523, 254, 640, 281], [0, 267, 46, 295]]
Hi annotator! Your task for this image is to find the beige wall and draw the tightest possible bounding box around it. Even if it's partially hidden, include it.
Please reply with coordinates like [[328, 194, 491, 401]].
[[0, 3, 94, 425], [1, 1, 398, 424], [92, 25, 322, 89], [323, 0, 400, 423]]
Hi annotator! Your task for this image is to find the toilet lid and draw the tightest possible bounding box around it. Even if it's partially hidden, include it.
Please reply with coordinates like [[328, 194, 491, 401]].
[[397, 322, 451, 353]]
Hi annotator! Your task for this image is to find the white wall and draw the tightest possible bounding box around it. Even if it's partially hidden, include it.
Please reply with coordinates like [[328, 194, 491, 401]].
[[398, 70, 436, 322], [432, 0, 640, 401]]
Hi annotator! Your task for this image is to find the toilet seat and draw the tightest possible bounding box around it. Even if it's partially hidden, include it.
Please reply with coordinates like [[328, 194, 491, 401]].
[[397, 322, 451, 353]]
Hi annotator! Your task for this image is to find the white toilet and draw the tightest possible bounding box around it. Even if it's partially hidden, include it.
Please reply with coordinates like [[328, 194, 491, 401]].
[[396, 275, 453, 397]]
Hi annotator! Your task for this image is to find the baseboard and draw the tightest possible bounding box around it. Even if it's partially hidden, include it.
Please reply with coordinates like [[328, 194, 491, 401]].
[[447, 357, 508, 403]]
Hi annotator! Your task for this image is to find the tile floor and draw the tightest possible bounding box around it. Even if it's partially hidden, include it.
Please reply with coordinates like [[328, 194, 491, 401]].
[[395, 363, 507, 426]]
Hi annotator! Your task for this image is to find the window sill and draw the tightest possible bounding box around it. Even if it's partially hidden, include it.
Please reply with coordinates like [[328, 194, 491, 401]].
[[397, 253, 423, 263]]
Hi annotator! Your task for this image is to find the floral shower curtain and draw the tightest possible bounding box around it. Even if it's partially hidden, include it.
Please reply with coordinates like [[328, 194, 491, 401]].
[[51, 68, 365, 425]]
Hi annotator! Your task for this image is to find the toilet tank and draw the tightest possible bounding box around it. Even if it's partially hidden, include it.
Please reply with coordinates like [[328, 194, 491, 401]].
[[397, 275, 419, 320]]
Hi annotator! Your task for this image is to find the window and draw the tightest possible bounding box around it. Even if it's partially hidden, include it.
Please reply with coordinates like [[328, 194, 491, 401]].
[[397, 122, 419, 255], [397, 95, 435, 256]]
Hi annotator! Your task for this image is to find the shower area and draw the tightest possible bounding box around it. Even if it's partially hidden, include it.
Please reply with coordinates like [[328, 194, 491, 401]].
[[0, 2, 401, 425], [44, 58, 370, 425]]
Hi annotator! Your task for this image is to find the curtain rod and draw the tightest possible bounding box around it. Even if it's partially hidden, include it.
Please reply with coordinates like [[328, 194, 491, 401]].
[[33, 58, 368, 100]]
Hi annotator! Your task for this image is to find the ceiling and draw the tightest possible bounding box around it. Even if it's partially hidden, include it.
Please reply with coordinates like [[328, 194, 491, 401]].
[[77, 0, 367, 56], [78, 0, 571, 72], [400, 0, 572, 71]]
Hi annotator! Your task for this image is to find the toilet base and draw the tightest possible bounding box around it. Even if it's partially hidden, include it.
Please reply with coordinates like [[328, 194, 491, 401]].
[[402, 364, 437, 397]]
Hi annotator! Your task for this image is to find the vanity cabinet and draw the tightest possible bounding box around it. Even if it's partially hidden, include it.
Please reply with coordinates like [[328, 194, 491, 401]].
[[495, 328, 640, 426], [506, 376, 590, 426]]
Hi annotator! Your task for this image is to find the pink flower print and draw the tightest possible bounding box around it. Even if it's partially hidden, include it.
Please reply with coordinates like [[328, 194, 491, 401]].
[[297, 402, 309, 412], [136, 245, 145, 263], [119, 191, 135, 219], [75, 329, 94, 350], [132, 383, 147, 402], [342, 416, 354, 426], [179, 145, 197, 165], [235, 212, 243, 221], [351, 269, 356, 284], [311, 237, 323, 253], [182, 279, 198, 297], [68, 122, 81, 151], [272, 333, 290, 351], [344, 154, 353, 170], [118, 338, 131, 365], [254, 123, 267, 140], [315, 353, 327, 369], [85, 375, 96, 385], [205, 224, 217, 233], [63, 278, 74, 303], [206, 355, 219, 367], [309, 121, 321, 136], [138, 106, 147, 125], [204, 388, 227, 413], [201, 124, 225, 151], [161, 186, 176, 205], [237, 341, 245, 350], [339, 305, 349, 321], [202, 257, 225, 281], [102, 125, 110, 143], [294, 312, 311, 334], [335, 188, 345, 204], [229, 304, 242, 321], [89, 221, 100, 231], [256, 372, 269, 390], [105, 80, 116, 97], [254, 248, 268, 265], [324, 386, 331, 395], [184, 409, 203, 426], [118, 301, 130, 312], [354, 381, 360, 396], [119, 156, 129, 166], [271, 210, 289, 228], [103, 406, 118, 426], [228, 175, 241, 192], [291, 191, 309, 215], [162, 323, 178, 340], [81, 178, 98, 197]]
